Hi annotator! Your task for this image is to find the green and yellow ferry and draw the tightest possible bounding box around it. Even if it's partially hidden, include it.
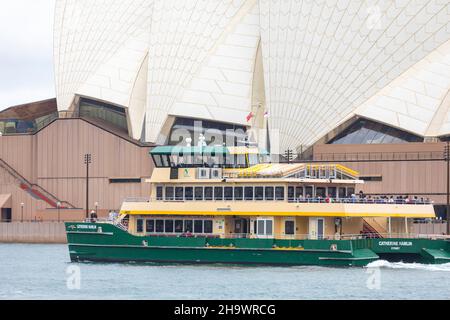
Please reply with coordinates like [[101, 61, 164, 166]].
[[65, 146, 450, 267]]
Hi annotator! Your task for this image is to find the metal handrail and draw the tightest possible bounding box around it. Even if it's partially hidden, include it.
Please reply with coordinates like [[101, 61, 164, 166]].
[[0, 157, 76, 208], [123, 196, 433, 205]]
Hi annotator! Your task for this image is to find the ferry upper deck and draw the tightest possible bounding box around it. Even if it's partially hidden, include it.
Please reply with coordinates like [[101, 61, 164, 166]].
[[119, 146, 436, 240]]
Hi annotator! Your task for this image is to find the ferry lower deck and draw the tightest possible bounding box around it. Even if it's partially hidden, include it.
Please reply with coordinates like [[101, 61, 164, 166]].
[[65, 222, 450, 267]]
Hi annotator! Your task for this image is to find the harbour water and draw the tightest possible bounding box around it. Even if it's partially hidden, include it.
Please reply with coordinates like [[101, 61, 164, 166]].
[[0, 244, 449, 300]]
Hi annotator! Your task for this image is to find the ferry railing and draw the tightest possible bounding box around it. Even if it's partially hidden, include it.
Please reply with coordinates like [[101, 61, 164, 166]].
[[123, 197, 433, 205]]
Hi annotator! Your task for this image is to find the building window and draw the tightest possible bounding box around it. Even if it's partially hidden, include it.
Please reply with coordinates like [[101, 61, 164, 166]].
[[109, 178, 141, 184], [360, 176, 383, 182], [136, 219, 144, 233], [79, 97, 128, 132], [328, 118, 423, 144]]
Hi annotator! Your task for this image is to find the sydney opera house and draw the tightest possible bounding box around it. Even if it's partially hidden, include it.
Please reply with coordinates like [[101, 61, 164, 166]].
[[1, 0, 450, 222]]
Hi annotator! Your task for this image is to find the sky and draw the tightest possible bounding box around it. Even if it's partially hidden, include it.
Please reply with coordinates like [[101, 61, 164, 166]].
[[0, 0, 56, 110]]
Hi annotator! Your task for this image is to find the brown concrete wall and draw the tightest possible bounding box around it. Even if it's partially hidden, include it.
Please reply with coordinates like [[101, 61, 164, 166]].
[[313, 143, 446, 204], [0, 222, 67, 243], [0, 118, 153, 221]]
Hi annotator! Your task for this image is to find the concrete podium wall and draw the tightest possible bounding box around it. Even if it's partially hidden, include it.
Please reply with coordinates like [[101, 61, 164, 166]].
[[0, 222, 67, 244]]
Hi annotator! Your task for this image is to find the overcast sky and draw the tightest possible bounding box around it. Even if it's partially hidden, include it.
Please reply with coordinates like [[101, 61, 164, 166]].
[[0, 0, 55, 110]]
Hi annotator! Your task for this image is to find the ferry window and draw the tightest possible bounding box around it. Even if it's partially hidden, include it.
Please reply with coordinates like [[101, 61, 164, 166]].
[[153, 155, 163, 167], [184, 220, 193, 233], [136, 219, 144, 233], [214, 187, 223, 201], [185, 187, 193, 201], [248, 154, 258, 166], [288, 186, 295, 202], [204, 220, 213, 234], [224, 187, 233, 200], [255, 187, 264, 201], [204, 187, 213, 200], [237, 154, 246, 167], [156, 220, 164, 233], [347, 187, 355, 196], [328, 187, 337, 198], [338, 187, 346, 198], [161, 155, 170, 167], [234, 187, 243, 201], [156, 186, 163, 200], [165, 187, 174, 201], [257, 220, 265, 236], [285, 220, 295, 235], [175, 187, 184, 201], [195, 187, 204, 201], [265, 187, 274, 200], [165, 220, 174, 233], [295, 187, 303, 199], [266, 220, 273, 235], [244, 186, 254, 201], [255, 219, 273, 236], [316, 187, 326, 198], [175, 220, 184, 233], [146, 220, 154, 233], [305, 186, 314, 197], [194, 220, 203, 233], [275, 187, 285, 201]]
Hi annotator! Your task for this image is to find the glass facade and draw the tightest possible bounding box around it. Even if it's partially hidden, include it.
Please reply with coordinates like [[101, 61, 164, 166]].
[[0, 112, 58, 135], [169, 117, 247, 147], [329, 119, 423, 144], [78, 98, 128, 131]]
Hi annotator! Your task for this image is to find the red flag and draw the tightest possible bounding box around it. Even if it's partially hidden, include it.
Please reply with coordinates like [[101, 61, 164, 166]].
[[246, 112, 254, 122]]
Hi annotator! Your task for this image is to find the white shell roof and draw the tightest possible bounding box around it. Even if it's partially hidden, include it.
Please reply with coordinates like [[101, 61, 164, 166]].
[[54, 0, 450, 149]]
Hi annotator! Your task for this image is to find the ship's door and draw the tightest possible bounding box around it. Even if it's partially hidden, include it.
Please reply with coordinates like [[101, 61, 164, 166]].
[[309, 218, 325, 240], [234, 219, 249, 237]]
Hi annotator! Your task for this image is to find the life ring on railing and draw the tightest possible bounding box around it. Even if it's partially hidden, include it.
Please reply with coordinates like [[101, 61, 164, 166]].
[[334, 233, 341, 240]]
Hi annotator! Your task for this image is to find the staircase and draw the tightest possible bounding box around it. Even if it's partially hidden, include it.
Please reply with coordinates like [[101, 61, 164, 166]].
[[363, 218, 388, 239], [0, 158, 76, 209]]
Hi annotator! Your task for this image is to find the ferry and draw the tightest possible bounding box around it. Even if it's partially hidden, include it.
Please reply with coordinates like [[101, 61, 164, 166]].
[[65, 146, 450, 267]]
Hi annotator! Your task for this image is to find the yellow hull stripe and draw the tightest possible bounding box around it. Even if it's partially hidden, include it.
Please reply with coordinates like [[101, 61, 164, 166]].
[[120, 210, 434, 218]]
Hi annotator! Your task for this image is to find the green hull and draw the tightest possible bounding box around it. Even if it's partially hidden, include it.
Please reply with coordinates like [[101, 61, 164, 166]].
[[65, 223, 450, 267]]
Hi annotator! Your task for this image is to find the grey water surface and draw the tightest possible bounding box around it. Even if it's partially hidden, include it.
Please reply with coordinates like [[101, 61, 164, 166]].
[[0, 244, 449, 300]]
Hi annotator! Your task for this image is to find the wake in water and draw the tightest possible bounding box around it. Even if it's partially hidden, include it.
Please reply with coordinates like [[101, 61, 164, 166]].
[[366, 260, 450, 272]]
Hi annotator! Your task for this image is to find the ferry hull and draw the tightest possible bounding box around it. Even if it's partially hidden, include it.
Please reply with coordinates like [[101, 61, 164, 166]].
[[65, 223, 449, 267]]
